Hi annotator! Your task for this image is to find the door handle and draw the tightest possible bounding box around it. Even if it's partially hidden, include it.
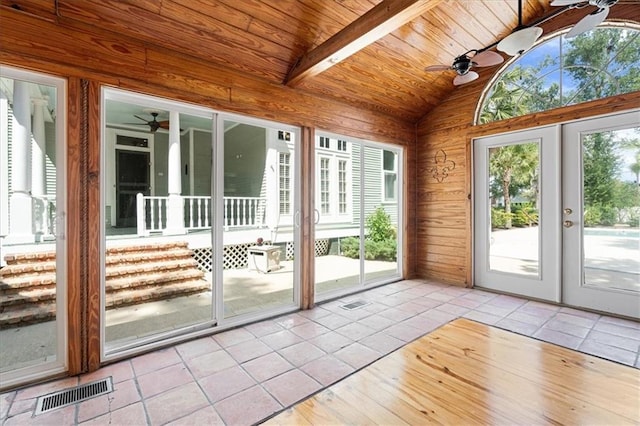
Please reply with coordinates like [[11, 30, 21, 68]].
[[563, 208, 573, 215], [563, 220, 574, 228], [314, 209, 320, 225]]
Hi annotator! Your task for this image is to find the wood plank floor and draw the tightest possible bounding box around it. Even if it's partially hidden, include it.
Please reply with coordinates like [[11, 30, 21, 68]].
[[265, 318, 640, 425]]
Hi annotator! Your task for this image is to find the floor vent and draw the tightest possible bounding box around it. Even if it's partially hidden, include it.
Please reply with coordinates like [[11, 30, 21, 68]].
[[340, 300, 369, 310], [35, 377, 113, 415]]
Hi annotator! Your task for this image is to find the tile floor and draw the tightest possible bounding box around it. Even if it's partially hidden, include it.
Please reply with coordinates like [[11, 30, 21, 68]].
[[1, 279, 639, 425]]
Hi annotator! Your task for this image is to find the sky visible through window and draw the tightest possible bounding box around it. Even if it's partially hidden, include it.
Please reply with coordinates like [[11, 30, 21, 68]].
[[479, 25, 640, 125]]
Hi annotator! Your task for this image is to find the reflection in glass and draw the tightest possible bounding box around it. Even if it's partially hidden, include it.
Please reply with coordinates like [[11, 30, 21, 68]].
[[488, 142, 540, 276], [582, 128, 640, 293], [0, 76, 61, 375]]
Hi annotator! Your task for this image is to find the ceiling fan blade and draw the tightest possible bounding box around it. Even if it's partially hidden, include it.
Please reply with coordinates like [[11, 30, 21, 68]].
[[133, 115, 150, 123], [550, 0, 584, 6], [565, 7, 609, 38], [122, 122, 149, 125], [425, 64, 451, 72], [472, 51, 504, 67], [453, 71, 479, 86], [158, 120, 170, 130]]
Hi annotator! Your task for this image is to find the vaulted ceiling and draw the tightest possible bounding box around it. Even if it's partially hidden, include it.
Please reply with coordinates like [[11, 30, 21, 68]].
[[5, 0, 638, 123]]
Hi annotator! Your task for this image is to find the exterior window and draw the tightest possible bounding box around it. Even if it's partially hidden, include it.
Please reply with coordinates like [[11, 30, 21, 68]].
[[278, 130, 291, 141], [319, 136, 330, 149], [320, 157, 330, 214], [279, 152, 291, 214], [383, 150, 397, 202], [338, 160, 347, 214], [337, 139, 347, 151], [478, 25, 640, 124]]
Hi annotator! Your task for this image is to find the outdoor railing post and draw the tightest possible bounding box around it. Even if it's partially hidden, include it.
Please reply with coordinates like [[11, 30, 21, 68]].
[[136, 193, 145, 236]]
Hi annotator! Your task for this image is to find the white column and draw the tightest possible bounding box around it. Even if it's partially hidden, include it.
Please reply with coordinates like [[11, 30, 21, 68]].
[[31, 98, 47, 197], [164, 110, 186, 235], [7, 80, 34, 243]]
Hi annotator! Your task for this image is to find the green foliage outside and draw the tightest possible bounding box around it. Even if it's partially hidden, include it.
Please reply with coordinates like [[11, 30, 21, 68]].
[[341, 207, 397, 261], [481, 27, 640, 229]]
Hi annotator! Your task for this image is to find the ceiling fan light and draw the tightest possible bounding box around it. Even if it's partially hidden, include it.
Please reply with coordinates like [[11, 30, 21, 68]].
[[497, 27, 543, 56]]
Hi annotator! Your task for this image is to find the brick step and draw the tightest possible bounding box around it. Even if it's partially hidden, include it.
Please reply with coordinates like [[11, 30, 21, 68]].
[[0, 275, 57, 291], [105, 258, 201, 279], [106, 248, 194, 266], [0, 303, 56, 329], [106, 279, 211, 308], [105, 242, 189, 256], [0, 261, 57, 280], [3, 251, 56, 266], [106, 268, 206, 291], [0, 286, 56, 306]]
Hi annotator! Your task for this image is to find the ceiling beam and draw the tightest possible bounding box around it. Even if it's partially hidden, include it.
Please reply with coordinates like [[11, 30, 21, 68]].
[[284, 0, 443, 87]]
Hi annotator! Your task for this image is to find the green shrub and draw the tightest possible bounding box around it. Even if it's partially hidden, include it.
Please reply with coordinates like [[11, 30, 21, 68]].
[[340, 237, 360, 259], [512, 203, 538, 227], [339, 207, 398, 262], [585, 204, 618, 227], [491, 208, 513, 229], [366, 207, 396, 242]]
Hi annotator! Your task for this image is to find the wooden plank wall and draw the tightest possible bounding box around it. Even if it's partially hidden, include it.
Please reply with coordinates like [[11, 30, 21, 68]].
[[415, 5, 640, 286]]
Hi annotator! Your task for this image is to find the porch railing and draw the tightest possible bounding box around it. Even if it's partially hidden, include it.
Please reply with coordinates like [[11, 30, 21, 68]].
[[32, 195, 57, 239], [136, 194, 267, 236]]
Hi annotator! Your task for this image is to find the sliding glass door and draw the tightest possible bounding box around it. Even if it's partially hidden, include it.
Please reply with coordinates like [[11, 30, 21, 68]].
[[0, 66, 67, 388], [217, 117, 300, 321], [314, 133, 403, 300]]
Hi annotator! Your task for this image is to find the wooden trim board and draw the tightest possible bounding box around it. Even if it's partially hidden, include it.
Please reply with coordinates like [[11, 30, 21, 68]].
[[266, 318, 640, 425]]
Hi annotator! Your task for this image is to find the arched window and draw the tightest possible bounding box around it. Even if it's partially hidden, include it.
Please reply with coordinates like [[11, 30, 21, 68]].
[[477, 24, 640, 125]]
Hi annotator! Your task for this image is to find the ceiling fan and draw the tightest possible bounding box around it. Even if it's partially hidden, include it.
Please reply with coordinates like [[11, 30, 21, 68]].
[[424, 50, 504, 86], [550, 0, 619, 38], [124, 112, 170, 133]]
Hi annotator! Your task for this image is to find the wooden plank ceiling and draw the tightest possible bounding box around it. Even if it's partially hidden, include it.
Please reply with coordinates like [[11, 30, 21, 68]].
[[5, 0, 574, 122]]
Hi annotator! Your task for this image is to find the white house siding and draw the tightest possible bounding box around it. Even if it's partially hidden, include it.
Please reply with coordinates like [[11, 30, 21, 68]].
[[192, 130, 212, 196]]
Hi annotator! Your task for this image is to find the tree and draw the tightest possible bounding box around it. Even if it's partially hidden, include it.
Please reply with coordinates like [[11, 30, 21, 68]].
[[582, 132, 621, 207], [489, 143, 538, 228]]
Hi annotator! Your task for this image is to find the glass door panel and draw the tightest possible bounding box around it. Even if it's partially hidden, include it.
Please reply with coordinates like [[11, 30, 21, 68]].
[[474, 126, 561, 301], [363, 146, 401, 283], [563, 111, 640, 318], [314, 135, 403, 300], [0, 67, 66, 388], [103, 89, 215, 355], [487, 142, 540, 276], [220, 120, 297, 319]]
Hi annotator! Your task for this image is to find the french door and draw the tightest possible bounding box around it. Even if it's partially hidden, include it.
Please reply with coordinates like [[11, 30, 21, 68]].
[[562, 111, 639, 318], [474, 126, 561, 302], [474, 111, 640, 319]]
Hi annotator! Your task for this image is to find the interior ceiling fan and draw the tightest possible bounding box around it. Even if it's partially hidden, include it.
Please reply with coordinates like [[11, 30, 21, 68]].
[[424, 50, 504, 86], [124, 112, 169, 133], [551, 0, 620, 38]]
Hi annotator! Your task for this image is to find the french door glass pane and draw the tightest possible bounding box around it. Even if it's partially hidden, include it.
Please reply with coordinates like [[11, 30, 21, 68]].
[[0, 75, 63, 377], [222, 121, 295, 318], [582, 128, 640, 293], [103, 93, 214, 352], [488, 142, 540, 276]]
